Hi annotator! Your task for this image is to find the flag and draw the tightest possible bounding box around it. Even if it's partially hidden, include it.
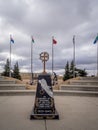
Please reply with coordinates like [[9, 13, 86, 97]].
[[10, 36, 14, 43], [31, 36, 34, 43], [53, 38, 57, 44], [93, 35, 98, 44]]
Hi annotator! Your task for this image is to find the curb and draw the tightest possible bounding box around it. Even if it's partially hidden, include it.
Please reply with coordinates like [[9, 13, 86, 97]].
[[0, 90, 98, 97]]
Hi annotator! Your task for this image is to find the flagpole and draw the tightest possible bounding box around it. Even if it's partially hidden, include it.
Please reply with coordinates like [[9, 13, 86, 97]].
[[31, 38, 33, 84], [9, 35, 11, 77], [97, 36, 98, 77], [52, 36, 54, 74], [73, 35, 75, 78]]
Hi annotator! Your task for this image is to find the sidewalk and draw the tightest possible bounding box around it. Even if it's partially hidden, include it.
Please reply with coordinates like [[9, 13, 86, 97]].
[[0, 95, 98, 130]]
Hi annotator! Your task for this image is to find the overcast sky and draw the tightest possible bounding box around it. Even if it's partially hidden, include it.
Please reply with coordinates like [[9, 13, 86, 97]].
[[0, 0, 98, 76]]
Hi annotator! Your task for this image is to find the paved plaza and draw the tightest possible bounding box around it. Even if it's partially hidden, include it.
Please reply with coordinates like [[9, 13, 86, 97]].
[[0, 95, 98, 130]]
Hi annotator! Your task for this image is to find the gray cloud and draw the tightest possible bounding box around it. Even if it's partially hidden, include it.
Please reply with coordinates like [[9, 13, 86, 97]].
[[0, 0, 98, 75]]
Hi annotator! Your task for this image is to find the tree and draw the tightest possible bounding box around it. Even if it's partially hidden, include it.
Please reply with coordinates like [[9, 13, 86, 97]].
[[13, 62, 21, 80], [1, 59, 10, 77], [70, 60, 75, 78], [63, 61, 70, 81], [76, 68, 87, 77], [63, 60, 87, 81]]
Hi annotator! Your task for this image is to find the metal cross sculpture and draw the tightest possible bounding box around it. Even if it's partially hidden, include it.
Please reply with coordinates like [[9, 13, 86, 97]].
[[40, 52, 49, 73]]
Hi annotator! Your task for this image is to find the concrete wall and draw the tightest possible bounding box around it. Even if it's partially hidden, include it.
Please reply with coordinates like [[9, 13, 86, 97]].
[[20, 73, 39, 80]]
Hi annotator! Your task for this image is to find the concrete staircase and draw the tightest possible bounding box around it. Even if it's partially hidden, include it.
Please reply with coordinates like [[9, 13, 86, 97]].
[[0, 76, 26, 90], [0, 76, 98, 97], [60, 77, 98, 96]]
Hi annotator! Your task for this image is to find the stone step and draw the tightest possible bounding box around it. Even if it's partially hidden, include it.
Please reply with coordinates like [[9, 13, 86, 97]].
[[80, 77, 98, 80], [0, 90, 98, 97], [0, 77, 4, 80], [60, 85, 98, 91], [0, 80, 16, 84], [69, 80, 98, 85], [0, 84, 26, 90]]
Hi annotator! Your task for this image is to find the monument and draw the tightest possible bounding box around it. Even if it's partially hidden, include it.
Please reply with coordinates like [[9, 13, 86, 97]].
[[30, 52, 59, 119]]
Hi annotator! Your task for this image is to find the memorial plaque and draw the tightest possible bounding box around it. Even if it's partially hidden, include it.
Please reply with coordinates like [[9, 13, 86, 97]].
[[30, 74, 59, 119], [30, 52, 59, 120], [34, 74, 55, 114]]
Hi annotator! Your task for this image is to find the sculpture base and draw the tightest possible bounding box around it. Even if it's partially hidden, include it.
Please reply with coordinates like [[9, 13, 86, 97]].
[[30, 108, 59, 120]]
